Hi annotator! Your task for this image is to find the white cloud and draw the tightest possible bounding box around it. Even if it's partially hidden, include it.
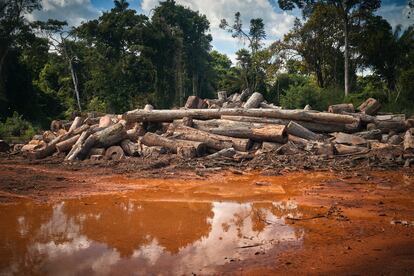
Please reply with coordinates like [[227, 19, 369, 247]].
[[26, 0, 100, 26], [377, 3, 413, 31], [140, 0, 296, 62]]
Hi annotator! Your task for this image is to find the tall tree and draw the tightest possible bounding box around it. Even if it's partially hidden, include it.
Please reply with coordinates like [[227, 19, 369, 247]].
[[277, 0, 381, 96]]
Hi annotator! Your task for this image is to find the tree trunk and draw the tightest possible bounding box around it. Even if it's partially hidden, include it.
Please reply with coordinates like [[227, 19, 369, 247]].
[[328, 103, 355, 114], [205, 148, 236, 159], [344, 15, 350, 97], [68, 116, 83, 132], [65, 130, 92, 161], [220, 115, 359, 133], [120, 139, 140, 156], [185, 96, 205, 109], [286, 121, 320, 141], [56, 134, 80, 152], [123, 108, 359, 125], [332, 132, 367, 146], [358, 98, 381, 115], [354, 129, 382, 140], [141, 132, 206, 156], [404, 130, 414, 152], [244, 92, 264, 108], [217, 91, 227, 101], [105, 146, 125, 161], [209, 125, 286, 143], [171, 125, 251, 151], [335, 144, 367, 155]]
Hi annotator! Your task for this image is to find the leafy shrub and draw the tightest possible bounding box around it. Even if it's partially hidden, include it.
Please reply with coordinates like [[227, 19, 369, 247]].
[[0, 112, 36, 143], [86, 96, 108, 113], [280, 82, 325, 110]]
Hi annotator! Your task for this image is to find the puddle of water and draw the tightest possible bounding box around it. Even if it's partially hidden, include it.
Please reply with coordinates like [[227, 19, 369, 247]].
[[0, 196, 305, 275]]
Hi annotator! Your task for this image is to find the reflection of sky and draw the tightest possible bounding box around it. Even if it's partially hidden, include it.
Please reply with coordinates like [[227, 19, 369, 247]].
[[1, 200, 304, 275]]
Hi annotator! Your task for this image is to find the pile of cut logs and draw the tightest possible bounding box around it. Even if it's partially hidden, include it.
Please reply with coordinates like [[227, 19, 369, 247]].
[[17, 89, 414, 161]]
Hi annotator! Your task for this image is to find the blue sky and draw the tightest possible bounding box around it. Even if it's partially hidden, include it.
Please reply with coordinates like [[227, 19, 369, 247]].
[[28, 0, 413, 62]]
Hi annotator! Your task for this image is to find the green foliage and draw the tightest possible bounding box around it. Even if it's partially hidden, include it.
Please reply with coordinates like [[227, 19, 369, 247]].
[[86, 96, 108, 113], [280, 82, 322, 110], [0, 112, 36, 143]]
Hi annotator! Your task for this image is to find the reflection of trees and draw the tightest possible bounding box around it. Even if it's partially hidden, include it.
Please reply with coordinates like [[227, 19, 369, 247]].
[[68, 200, 214, 256], [0, 198, 305, 275]]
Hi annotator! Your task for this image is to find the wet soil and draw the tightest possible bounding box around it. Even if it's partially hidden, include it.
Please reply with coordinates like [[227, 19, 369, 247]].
[[0, 155, 414, 275]]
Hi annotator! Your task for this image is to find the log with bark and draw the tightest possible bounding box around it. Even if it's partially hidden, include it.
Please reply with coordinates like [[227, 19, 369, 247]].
[[328, 103, 355, 114], [120, 139, 140, 156], [354, 129, 382, 140], [205, 148, 236, 159], [244, 92, 264, 108], [185, 96, 206, 109], [144, 104, 154, 111], [177, 146, 197, 158], [404, 129, 414, 152], [141, 132, 207, 156], [105, 146, 125, 161], [170, 125, 251, 151], [209, 124, 286, 143], [68, 116, 83, 132], [331, 132, 367, 146], [217, 91, 227, 101], [220, 115, 359, 133], [56, 134, 81, 152], [286, 121, 320, 141], [334, 144, 368, 155], [359, 98, 381, 115]]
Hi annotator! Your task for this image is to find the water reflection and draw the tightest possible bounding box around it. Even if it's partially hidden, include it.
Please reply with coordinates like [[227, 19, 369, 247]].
[[0, 197, 304, 275]]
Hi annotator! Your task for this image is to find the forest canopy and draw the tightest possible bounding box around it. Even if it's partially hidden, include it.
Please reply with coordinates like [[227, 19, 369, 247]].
[[0, 0, 413, 129]]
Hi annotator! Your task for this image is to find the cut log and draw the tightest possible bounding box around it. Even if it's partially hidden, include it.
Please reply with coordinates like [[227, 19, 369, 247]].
[[56, 134, 80, 152], [239, 88, 252, 101], [72, 124, 90, 135], [206, 148, 236, 159], [123, 108, 359, 126], [126, 125, 145, 142], [28, 134, 66, 160], [65, 130, 91, 161], [210, 125, 286, 143], [354, 129, 382, 140], [83, 117, 100, 126], [328, 103, 355, 114], [244, 92, 264, 108], [217, 91, 227, 101], [99, 115, 113, 128], [359, 98, 381, 115], [303, 105, 312, 111], [306, 142, 334, 156], [120, 139, 140, 156], [261, 142, 283, 152], [185, 96, 205, 109], [177, 146, 197, 158], [141, 132, 206, 156], [259, 102, 280, 109], [374, 120, 406, 133], [332, 132, 367, 146], [404, 130, 414, 152], [171, 125, 251, 151], [139, 145, 168, 157], [220, 115, 358, 133], [72, 123, 126, 160], [68, 116, 83, 132], [229, 93, 241, 102], [286, 121, 320, 141], [144, 104, 154, 111], [288, 134, 308, 148], [105, 146, 125, 161], [335, 144, 367, 155]]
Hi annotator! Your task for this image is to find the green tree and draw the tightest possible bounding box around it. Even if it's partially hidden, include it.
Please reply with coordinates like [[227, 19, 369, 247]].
[[277, 0, 381, 96]]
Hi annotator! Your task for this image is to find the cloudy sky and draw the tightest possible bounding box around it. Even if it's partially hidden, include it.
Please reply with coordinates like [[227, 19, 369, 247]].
[[28, 0, 413, 61]]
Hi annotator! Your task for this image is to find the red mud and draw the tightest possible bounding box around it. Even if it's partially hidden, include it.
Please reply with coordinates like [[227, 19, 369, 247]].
[[0, 157, 413, 275]]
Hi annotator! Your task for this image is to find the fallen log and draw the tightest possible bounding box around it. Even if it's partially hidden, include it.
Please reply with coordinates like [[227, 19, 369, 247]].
[[332, 132, 367, 146], [286, 121, 320, 141], [220, 115, 359, 133], [217, 91, 227, 101], [328, 103, 354, 114], [209, 125, 286, 143], [123, 108, 359, 125], [28, 134, 66, 160], [56, 134, 80, 152], [65, 130, 91, 161], [354, 129, 382, 140], [177, 146, 197, 158], [144, 104, 154, 111], [105, 146, 125, 161], [171, 125, 251, 151], [335, 144, 367, 155], [205, 148, 236, 159], [185, 96, 205, 109], [141, 132, 206, 156], [68, 116, 83, 132], [120, 139, 140, 156], [359, 98, 381, 115], [239, 88, 252, 101], [244, 92, 264, 108], [288, 134, 308, 148], [404, 130, 414, 152]]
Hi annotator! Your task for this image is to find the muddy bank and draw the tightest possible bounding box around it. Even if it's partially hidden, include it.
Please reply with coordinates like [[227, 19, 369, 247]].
[[0, 157, 413, 274]]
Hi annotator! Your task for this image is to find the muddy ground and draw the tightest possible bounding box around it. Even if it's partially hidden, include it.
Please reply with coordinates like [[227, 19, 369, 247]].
[[0, 151, 414, 275]]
